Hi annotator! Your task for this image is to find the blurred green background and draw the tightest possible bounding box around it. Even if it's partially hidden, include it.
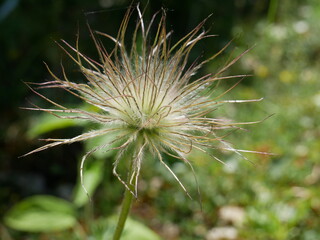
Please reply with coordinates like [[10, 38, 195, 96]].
[[1, 0, 320, 239]]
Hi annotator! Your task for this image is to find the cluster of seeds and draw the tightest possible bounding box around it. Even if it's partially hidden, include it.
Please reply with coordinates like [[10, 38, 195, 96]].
[[24, 5, 262, 198]]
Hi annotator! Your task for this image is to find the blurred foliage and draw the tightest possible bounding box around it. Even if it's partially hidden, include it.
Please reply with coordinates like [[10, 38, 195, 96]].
[[4, 195, 76, 232], [1, 0, 320, 239]]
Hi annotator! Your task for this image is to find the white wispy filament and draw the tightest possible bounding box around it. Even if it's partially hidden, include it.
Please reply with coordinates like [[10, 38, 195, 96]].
[[24, 5, 262, 198]]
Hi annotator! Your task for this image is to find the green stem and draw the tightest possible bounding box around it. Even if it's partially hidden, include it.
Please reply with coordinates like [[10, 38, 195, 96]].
[[112, 184, 134, 240], [268, 0, 278, 23]]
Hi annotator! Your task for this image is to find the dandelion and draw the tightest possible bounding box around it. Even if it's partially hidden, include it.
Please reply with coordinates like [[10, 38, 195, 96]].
[[24, 4, 262, 239]]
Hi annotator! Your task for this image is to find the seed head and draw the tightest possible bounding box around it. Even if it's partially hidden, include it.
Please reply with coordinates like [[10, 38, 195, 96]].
[[24, 5, 262, 198]]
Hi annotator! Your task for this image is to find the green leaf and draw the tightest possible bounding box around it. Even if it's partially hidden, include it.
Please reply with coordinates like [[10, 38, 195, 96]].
[[4, 195, 77, 232], [92, 216, 162, 240], [120, 217, 162, 240], [73, 160, 104, 207], [27, 113, 83, 138], [84, 132, 118, 159], [27, 103, 100, 138]]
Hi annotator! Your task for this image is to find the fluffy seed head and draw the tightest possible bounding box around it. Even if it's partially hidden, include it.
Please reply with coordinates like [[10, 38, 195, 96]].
[[25, 5, 262, 197]]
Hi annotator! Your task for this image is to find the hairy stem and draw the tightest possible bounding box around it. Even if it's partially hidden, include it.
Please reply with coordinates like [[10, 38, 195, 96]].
[[112, 179, 135, 239]]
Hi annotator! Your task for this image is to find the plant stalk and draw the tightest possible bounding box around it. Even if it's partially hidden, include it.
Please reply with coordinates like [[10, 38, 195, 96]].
[[112, 182, 134, 240], [268, 0, 278, 23]]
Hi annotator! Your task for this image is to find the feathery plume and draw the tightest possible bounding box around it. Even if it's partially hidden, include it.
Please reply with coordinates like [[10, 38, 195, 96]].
[[24, 5, 262, 198]]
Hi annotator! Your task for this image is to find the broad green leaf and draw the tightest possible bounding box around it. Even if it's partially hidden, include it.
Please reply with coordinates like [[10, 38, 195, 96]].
[[73, 160, 104, 207], [84, 132, 118, 159], [27, 103, 99, 138], [4, 195, 76, 232], [92, 216, 162, 240], [27, 114, 83, 138], [120, 217, 162, 240]]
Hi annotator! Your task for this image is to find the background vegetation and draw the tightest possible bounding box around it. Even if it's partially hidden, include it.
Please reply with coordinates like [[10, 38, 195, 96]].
[[1, 0, 319, 239]]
